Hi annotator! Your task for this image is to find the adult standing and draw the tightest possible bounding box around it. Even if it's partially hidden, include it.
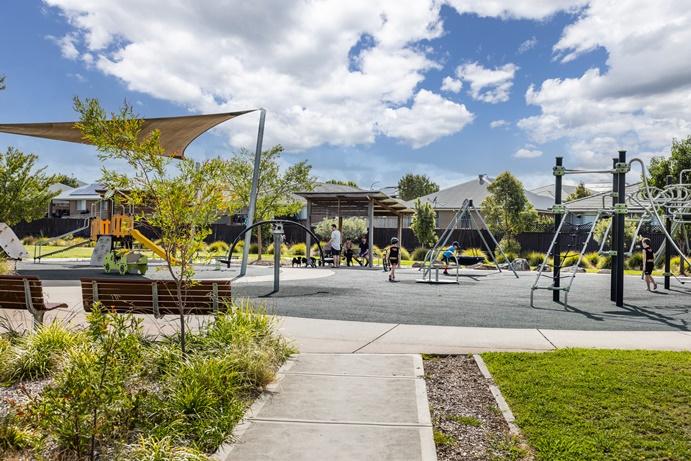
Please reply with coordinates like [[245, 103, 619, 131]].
[[329, 223, 342, 268]]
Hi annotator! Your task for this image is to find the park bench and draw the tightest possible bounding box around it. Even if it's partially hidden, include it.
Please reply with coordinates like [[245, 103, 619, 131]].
[[0, 275, 68, 326], [80, 278, 231, 318]]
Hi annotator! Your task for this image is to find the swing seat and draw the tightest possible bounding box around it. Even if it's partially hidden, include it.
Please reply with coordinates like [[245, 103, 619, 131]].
[[456, 256, 485, 266]]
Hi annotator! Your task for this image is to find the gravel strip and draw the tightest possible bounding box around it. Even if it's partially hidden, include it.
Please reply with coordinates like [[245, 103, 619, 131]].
[[424, 354, 531, 461]]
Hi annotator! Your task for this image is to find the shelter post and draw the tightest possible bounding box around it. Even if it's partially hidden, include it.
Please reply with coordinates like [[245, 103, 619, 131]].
[[240, 109, 266, 276], [397, 214, 403, 248], [368, 198, 374, 267], [305, 199, 312, 261]]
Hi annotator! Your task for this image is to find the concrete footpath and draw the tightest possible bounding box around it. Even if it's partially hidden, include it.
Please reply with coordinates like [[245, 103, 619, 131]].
[[216, 354, 435, 461]]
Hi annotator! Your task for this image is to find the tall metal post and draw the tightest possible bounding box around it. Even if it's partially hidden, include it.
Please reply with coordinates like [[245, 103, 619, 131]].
[[368, 198, 374, 268], [615, 150, 627, 307], [272, 223, 283, 293], [305, 200, 312, 263], [610, 158, 619, 302], [664, 175, 673, 290], [240, 109, 266, 276], [553, 157, 563, 302]]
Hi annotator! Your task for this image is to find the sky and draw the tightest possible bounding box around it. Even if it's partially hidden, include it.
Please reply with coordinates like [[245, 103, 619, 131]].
[[1, 0, 690, 192]]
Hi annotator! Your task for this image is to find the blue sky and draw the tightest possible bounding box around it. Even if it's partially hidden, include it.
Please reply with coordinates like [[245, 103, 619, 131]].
[[1, 1, 689, 191]]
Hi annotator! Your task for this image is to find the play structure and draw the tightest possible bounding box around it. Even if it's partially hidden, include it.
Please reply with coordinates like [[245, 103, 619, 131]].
[[417, 199, 518, 284], [531, 152, 691, 307], [0, 223, 29, 261]]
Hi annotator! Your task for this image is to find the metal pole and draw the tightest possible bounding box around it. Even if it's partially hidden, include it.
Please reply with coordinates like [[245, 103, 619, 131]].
[[553, 157, 563, 302], [664, 175, 673, 289], [368, 198, 374, 268], [615, 150, 626, 307], [305, 200, 312, 263], [610, 158, 618, 302], [272, 224, 283, 292], [240, 109, 266, 276]]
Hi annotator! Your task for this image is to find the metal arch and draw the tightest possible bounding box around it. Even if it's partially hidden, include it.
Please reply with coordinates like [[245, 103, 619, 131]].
[[226, 219, 325, 269]]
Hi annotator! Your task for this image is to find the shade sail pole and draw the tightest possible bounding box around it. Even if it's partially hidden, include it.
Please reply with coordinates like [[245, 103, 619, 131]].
[[240, 109, 266, 276]]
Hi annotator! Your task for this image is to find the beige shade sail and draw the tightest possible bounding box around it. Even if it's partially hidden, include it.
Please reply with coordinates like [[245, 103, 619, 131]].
[[0, 110, 255, 159]]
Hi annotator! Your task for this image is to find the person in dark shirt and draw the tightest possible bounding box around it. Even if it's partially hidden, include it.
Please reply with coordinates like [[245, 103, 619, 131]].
[[344, 239, 354, 266], [388, 237, 400, 282], [357, 235, 369, 266], [641, 238, 658, 291]]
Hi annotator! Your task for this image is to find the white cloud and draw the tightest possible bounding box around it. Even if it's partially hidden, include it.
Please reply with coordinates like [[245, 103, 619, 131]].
[[456, 61, 518, 103], [441, 76, 462, 93], [514, 148, 543, 158], [518, 36, 537, 54], [379, 89, 474, 148], [518, 0, 691, 168], [43, 0, 479, 151], [47, 33, 79, 60], [445, 0, 586, 20], [490, 119, 509, 128]]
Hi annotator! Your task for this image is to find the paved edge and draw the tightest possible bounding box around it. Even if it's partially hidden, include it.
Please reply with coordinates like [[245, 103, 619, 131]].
[[472, 355, 520, 436], [213, 354, 437, 461]]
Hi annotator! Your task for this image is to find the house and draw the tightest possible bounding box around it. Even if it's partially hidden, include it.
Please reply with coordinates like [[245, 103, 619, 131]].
[[529, 184, 586, 200], [47, 183, 75, 217], [404, 175, 554, 229], [564, 182, 646, 225], [51, 183, 107, 218]]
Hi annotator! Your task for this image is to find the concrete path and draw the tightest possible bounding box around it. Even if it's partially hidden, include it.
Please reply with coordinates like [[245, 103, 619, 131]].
[[216, 354, 435, 461]]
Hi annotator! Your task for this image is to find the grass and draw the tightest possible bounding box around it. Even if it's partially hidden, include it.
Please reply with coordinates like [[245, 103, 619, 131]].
[[448, 414, 482, 427], [433, 429, 456, 447], [483, 349, 691, 461]]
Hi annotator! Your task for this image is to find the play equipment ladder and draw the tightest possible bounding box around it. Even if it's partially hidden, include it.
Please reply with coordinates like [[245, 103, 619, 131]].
[[530, 210, 604, 307]]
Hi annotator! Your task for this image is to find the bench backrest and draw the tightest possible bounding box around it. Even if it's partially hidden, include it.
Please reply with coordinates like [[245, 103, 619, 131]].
[[0, 275, 48, 311], [80, 278, 231, 315]]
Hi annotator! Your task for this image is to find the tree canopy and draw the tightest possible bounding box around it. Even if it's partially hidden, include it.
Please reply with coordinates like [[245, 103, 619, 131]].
[[410, 199, 437, 247], [224, 145, 315, 257], [481, 172, 537, 239], [52, 174, 81, 188], [648, 136, 691, 188], [397, 173, 439, 201], [0, 147, 58, 226], [566, 182, 592, 202], [314, 217, 366, 241]]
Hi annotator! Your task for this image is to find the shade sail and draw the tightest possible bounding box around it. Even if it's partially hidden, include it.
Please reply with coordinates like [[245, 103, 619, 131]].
[[0, 110, 255, 159]]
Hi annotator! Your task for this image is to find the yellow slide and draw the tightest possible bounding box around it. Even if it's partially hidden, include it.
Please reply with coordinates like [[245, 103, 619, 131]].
[[130, 229, 178, 264]]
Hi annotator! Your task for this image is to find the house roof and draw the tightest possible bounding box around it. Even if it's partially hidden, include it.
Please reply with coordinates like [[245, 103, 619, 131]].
[[53, 183, 103, 201], [405, 175, 554, 211], [48, 183, 74, 195], [295, 183, 412, 217], [565, 182, 644, 212], [529, 184, 583, 200]]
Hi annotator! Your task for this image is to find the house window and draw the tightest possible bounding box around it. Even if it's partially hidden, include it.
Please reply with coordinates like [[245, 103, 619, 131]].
[[76, 200, 87, 211]]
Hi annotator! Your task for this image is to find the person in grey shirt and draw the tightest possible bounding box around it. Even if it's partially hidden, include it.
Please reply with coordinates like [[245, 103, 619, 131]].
[[329, 223, 342, 268]]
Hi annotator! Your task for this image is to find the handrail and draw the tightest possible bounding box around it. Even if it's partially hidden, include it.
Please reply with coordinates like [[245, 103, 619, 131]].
[[34, 214, 93, 262]]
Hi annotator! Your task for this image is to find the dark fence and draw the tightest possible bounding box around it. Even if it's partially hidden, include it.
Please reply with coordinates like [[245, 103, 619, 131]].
[[13, 218, 669, 254]]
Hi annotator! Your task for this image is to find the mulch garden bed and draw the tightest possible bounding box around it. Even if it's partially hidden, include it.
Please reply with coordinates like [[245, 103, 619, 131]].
[[424, 354, 531, 461]]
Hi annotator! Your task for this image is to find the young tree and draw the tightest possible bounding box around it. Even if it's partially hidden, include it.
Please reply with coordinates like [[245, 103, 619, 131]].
[[410, 199, 437, 247], [481, 172, 537, 242], [314, 217, 367, 241], [0, 147, 58, 226], [648, 136, 691, 188], [224, 145, 315, 259], [74, 97, 228, 353], [566, 182, 592, 201], [398, 173, 439, 201], [325, 179, 358, 188]]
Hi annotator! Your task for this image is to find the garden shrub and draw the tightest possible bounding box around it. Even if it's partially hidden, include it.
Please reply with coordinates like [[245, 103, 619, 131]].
[[289, 242, 306, 256], [598, 254, 612, 269], [525, 251, 546, 267], [496, 252, 518, 263], [583, 251, 601, 269], [627, 251, 643, 270], [398, 246, 411, 261], [232, 240, 244, 253], [206, 241, 229, 255], [411, 247, 428, 261], [266, 242, 289, 255], [21, 236, 38, 245], [559, 252, 580, 268], [126, 436, 209, 461], [0, 414, 39, 452], [249, 243, 259, 254], [498, 237, 521, 255], [0, 257, 11, 275], [1, 322, 83, 384], [311, 242, 329, 255]]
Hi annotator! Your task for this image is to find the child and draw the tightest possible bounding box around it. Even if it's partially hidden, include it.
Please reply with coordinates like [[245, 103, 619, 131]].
[[357, 235, 370, 266], [641, 238, 658, 291], [442, 241, 461, 275], [388, 237, 400, 282], [344, 239, 354, 266]]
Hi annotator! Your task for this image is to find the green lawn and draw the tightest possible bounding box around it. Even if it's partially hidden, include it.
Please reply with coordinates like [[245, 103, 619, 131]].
[[483, 349, 691, 461]]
